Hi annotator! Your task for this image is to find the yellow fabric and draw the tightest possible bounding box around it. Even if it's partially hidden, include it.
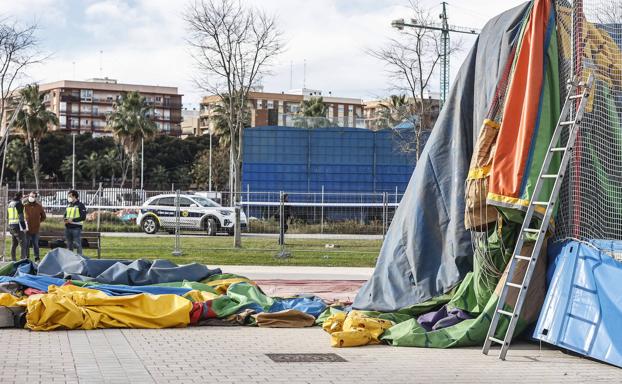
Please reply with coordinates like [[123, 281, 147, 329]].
[[323, 311, 394, 348], [467, 165, 492, 180], [202, 277, 255, 295], [7, 206, 18, 225], [25, 285, 192, 331], [183, 289, 219, 302], [0, 293, 21, 307], [482, 119, 500, 129], [65, 206, 80, 219], [486, 192, 547, 216]]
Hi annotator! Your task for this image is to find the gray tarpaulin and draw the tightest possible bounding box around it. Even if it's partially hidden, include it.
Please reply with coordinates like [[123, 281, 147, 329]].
[[353, 3, 530, 312], [36, 248, 222, 285]]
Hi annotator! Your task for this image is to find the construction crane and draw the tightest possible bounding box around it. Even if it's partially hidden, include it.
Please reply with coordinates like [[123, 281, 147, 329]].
[[392, 2, 480, 107]]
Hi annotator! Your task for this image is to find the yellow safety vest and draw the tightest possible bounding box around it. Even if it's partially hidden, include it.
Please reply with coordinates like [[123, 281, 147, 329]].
[[65, 205, 83, 226], [7, 206, 19, 225]]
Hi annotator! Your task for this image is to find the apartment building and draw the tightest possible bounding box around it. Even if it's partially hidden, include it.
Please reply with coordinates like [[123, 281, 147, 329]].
[[199, 88, 365, 135], [38, 78, 183, 136]]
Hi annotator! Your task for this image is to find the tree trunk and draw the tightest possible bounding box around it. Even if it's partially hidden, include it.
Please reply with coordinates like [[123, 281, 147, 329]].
[[16, 170, 20, 191], [33, 140, 41, 191], [131, 153, 136, 190], [234, 120, 243, 248]]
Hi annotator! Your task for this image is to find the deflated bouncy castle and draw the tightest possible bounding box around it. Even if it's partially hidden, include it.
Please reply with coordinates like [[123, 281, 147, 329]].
[[354, 0, 622, 367], [2, 0, 622, 371]]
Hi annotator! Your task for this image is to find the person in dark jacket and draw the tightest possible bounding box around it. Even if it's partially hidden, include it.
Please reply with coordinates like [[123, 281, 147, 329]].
[[7, 192, 27, 261], [24, 191, 46, 262], [64, 190, 87, 255]]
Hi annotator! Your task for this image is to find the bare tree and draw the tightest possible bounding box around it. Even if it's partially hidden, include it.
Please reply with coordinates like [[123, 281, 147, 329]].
[[185, 0, 283, 247], [0, 20, 42, 186], [368, 1, 457, 159]]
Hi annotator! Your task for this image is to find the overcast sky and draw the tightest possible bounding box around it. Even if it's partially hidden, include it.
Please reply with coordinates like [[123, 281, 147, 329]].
[[0, 0, 527, 108]]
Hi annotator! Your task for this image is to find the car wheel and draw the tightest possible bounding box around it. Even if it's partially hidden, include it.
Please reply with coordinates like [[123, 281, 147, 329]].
[[227, 228, 235, 236], [206, 218, 217, 236], [142, 217, 159, 234]]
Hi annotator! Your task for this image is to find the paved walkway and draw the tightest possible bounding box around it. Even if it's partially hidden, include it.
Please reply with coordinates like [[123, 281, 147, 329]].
[[1, 327, 620, 384], [222, 265, 373, 280]]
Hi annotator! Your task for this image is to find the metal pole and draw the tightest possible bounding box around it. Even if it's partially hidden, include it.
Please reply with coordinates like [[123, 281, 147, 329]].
[[172, 189, 182, 256], [72, 133, 76, 189], [140, 138, 144, 191], [246, 184, 250, 232], [320, 185, 324, 234], [278, 191, 284, 246], [208, 132, 212, 191], [96, 182, 102, 232], [382, 192, 388, 239], [1, 185, 7, 261]]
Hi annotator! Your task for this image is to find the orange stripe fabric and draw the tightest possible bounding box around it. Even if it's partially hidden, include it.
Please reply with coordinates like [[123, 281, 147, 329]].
[[488, 0, 551, 199]]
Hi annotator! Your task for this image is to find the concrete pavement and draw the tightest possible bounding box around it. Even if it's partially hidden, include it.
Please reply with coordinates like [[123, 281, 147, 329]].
[[221, 265, 373, 280], [1, 327, 620, 384]]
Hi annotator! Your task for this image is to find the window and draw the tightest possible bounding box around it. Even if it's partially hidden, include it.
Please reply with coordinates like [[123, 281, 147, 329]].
[[158, 197, 175, 206], [267, 100, 274, 109], [338, 105, 344, 115], [348, 105, 354, 113], [59, 115, 67, 127], [59, 102, 67, 113], [256, 99, 263, 109], [178, 197, 193, 207], [80, 89, 93, 102], [155, 96, 162, 102]]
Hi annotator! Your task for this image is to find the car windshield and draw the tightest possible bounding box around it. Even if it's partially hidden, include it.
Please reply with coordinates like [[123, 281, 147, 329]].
[[191, 196, 220, 207]]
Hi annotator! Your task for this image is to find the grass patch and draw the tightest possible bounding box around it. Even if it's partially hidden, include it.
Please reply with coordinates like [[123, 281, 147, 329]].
[[13, 236, 381, 267]]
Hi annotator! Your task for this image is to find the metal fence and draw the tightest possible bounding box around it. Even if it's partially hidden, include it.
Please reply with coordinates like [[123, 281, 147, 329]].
[[2, 186, 399, 262]]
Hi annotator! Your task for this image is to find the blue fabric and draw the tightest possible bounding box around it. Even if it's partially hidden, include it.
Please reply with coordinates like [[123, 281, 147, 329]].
[[534, 239, 622, 368], [37, 248, 222, 285], [353, 3, 530, 311], [269, 297, 327, 318], [0, 274, 192, 296]]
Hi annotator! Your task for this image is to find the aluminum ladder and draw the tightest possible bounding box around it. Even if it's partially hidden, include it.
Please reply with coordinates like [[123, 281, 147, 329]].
[[482, 72, 594, 360]]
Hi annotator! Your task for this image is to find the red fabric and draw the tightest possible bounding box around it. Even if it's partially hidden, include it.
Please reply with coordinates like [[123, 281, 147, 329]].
[[488, 0, 552, 199], [24, 287, 46, 296]]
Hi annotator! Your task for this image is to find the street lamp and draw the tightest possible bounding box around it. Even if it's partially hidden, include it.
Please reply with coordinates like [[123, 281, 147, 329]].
[[208, 131, 212, 191], [391, 18, 405, 30], [72, 132, 76, 189]]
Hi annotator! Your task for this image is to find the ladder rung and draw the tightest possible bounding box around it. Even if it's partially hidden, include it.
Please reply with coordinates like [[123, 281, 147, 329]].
[[506, 282, 524, 289], [569, 94, 583, 100], [550, 147, 566, 152], [515, 255, 532, 261], [497, 309, 516, 317], [489, 337, 506, 345], [532, 201, 549, 206], [541, 174, 558, 179], [523, 228, 540, 234], [559, 121, 575, 126]]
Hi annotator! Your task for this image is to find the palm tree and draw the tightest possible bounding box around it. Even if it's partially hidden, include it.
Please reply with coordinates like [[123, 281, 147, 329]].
[[294, 97, 330, 128], [60, 155, 82, 183], [79, 151, 102, 188], [6, 139, 29, 189], [107, 91, 157, 189], [377, 95, 411, 128], [102, 147, 121, 187], [150, 165, 169, 190], [209, 94, 250, 148], [11, 84, 59, 190]]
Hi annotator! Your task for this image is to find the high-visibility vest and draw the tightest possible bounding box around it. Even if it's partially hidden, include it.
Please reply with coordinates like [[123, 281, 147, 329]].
[[65, 205, 83, 226], [7, 206, 19, 225]]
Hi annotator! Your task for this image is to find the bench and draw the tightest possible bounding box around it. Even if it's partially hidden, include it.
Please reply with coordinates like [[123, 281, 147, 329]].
[[38, 231, 102, 259]]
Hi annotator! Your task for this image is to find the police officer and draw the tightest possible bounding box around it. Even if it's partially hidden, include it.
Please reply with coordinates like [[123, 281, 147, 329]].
[[64, 190, 87, 255], [7, 191, 27, 261]]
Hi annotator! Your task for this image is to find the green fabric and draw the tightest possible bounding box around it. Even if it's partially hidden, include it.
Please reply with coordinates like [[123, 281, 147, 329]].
[[200, 273, 251, 283], [152, 280, 219, 294], [316, 306, 346, 325], [0, 262, 14, 277], [225, 282, 274, 310], [585, 82, 622, 218], [381, 293, 529, 347], [448, 221, 519, 315]]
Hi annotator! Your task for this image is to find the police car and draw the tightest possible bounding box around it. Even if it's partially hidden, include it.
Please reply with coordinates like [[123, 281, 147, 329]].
[[137, 193, 247, 236]]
